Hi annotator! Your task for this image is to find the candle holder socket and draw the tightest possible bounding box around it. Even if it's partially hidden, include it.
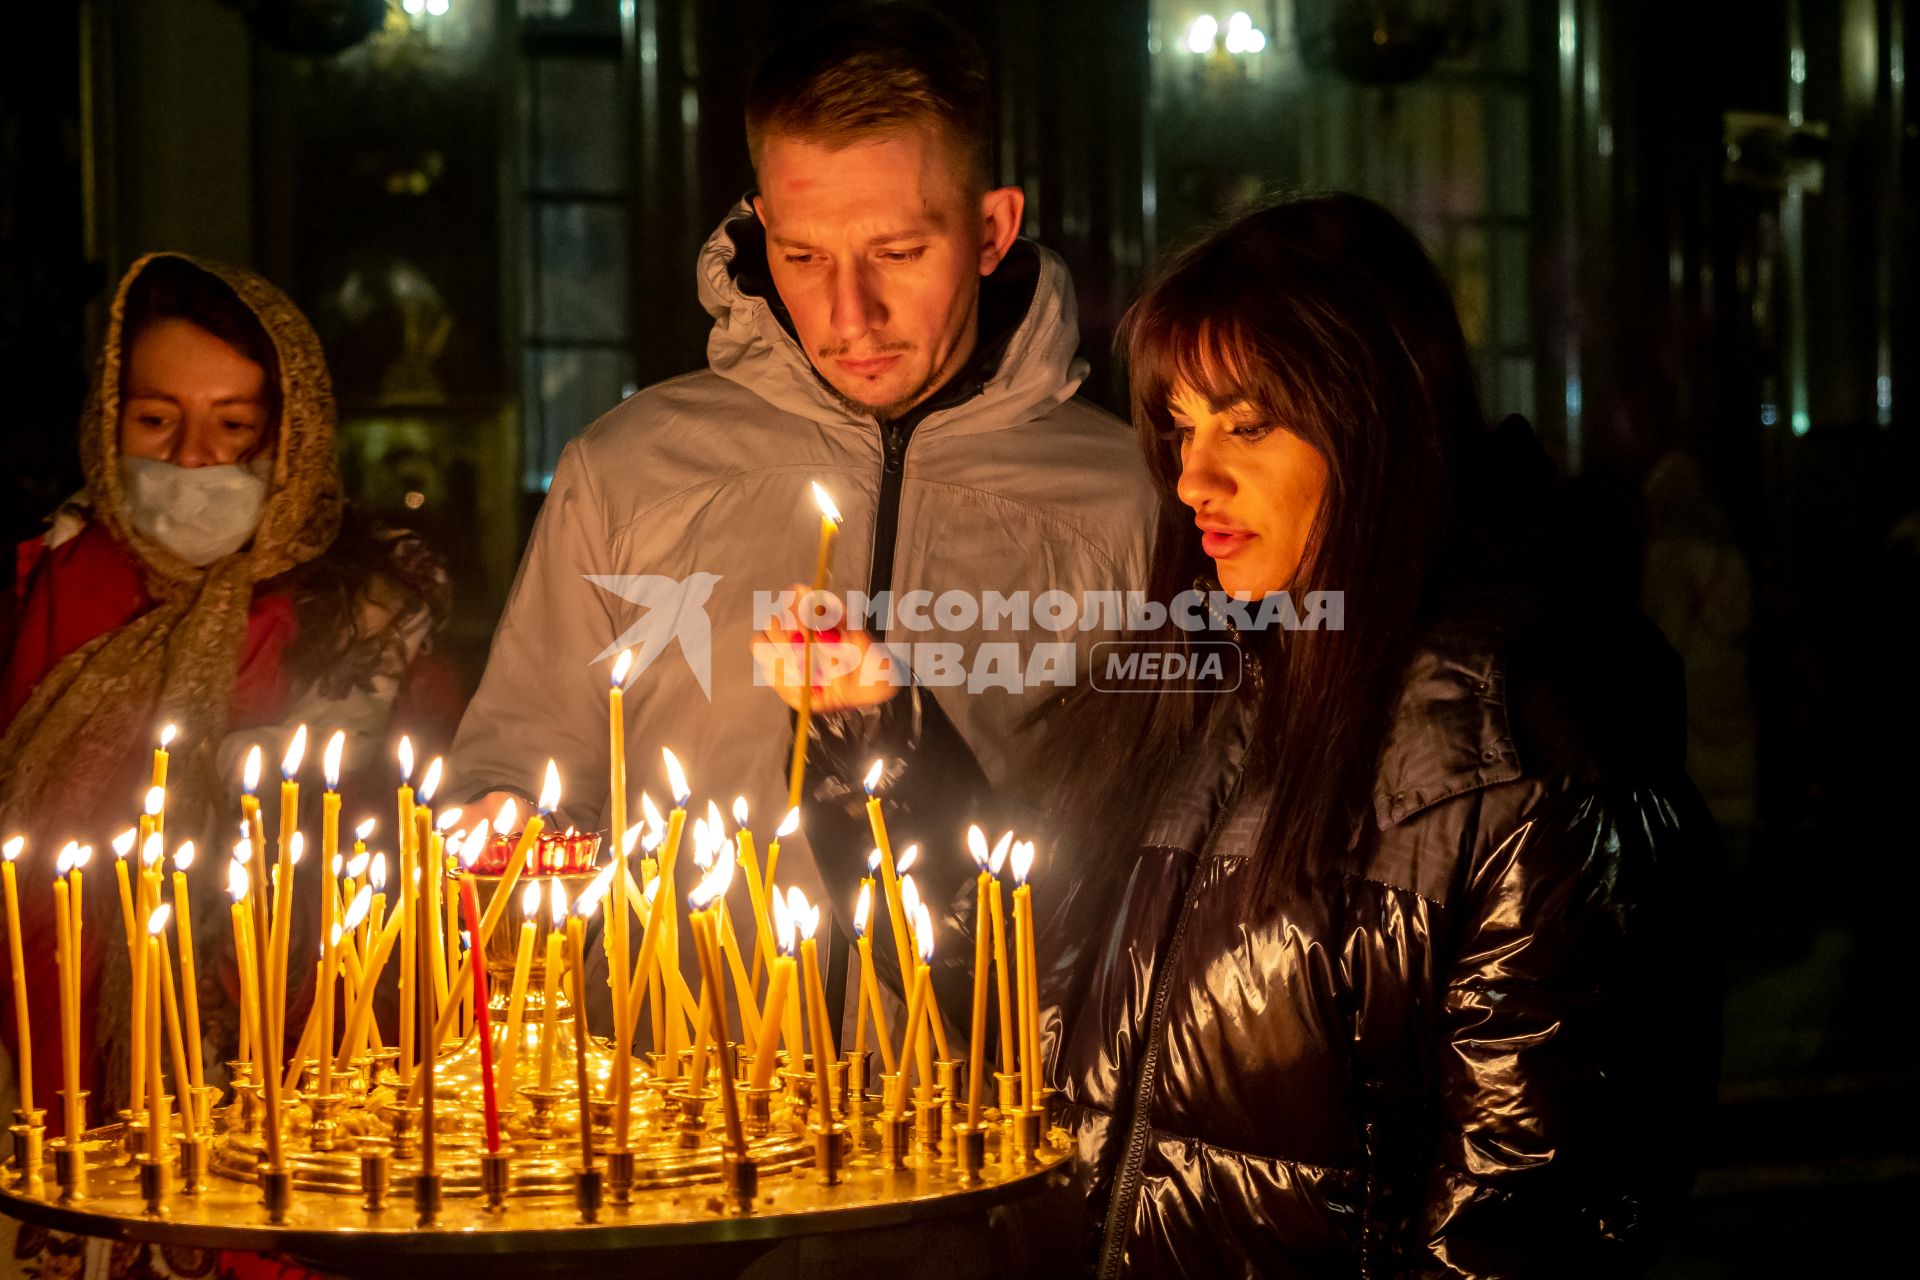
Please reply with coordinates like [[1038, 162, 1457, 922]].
[[357, 1137, 391, 1211], [306, 1093, 344, 1152], [368, 1047, 402, 1090], [914, 1100, 943, 1155], [586, 1092, 615, 1138], [1010, 1108, 1042, 1166], [934, 1058, 960, 1100], [785, 1058, 814, 1111], [845, 1050, 871, 1109], [230, 1080, 263, 1133], [827, 1059, 851, 1118], [260, 1166, 292, 1223], [719, 1151, 758, 1212], [879, 1110, 913, 1171], [740, 1084, 776, 1137], [673, 1088, 714, 1150], [481, 1148, 511, 1211], [413, 1169, 444, 1227], [994, 1070, 1021, 1117], [518, 1085, 565, 1140], [810, 1122, 848, 1186], [283, 1057, 314, 1094], [10, 1108, 46, 1186], [51, 1137, 84, 1202], [137, 1154, 168, 1216], [189, 1086, 221, 1137], [177, 1134, 208, 1195], [346, 1055, 375, 1099], [574, 1166, 603, 1224], [383, 1101, 421, 1160], [953, 1121, 987, 1184], [604, 1147, 634, 1205]]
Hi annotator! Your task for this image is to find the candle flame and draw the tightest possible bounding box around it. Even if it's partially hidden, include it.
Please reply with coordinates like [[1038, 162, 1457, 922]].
[[1010, 839, 1034, 886], [731, 795, 749, 828], [611, 649, 634, 687], [174, 841, 195, 872], [662, 748, 690, 805], [141, 831, 163, 868], [434, 806, 463, 832], [785, 885, 820, 940], [711, 843, 736, 898], [158, 723, 177, 748], [901, 874, 921, 926], [143, 785, 165, 817], [282, 724, 308, 779], [355, 818, 376, 842], [419, 757, 444, 804], [289, 831, 305, 865], [622, 822, 644, 856], [773, 890, 796, 955], [346, 851, 370, 879], [776, 806, 800, 839], [493, 797, 519, 835], [227, 860, 248, 901], [538, 761, 562, 814], [863, 759, 884, 794], [458, 821, 487, 868], [342, 885, 374, 931], [989, 831, 1013, 876], [578, 862, 616, 917], [370, 853, 388, 890], [867, 848, 882, 873], [397, 735, 415, 782], [691, 818, 713, 870], [0, 836, 19, 863], [234, 838, 253, 867], [548, 877, 568, 927], [686, 872, 719, 913], [521, 880, 541, 916], [640, 792, 664, 835], [641, 825, 664, 854], [643, 876, 660, 909], [243, 745, 262, 794], [966, 824, 989, 868], [811, 480, 842, 526], [915, 903, 934, 962], [55, 844, 75, 876], [332, 853, 344, 878], [72, 844, 92, 869], [113, 828, 137, 859], [895, 842, 919, 874], [147, 903, 171, 936], [854, 881, 872, 936], [323, 729, 346, 788]]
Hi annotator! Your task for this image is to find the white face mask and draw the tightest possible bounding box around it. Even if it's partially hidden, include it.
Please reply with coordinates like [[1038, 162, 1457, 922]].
[[119, 456, 270, 566]]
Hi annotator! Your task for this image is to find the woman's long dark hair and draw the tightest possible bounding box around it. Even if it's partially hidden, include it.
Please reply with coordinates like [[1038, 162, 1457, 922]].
[[1041, 194, 1493, 888]]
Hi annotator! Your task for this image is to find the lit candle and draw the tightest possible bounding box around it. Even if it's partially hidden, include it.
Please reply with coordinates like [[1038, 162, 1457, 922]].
[[537, 878, 567, 1092], [395, 737, 417, 1082], [987, 831, 1016, 1078], [898, 868, 951, 1063], [758, 805, 800, 940], [109, 830, 144, 1108], [52, 847, 82, 1156], [332, 897, 403, 1075], [460, 877, 501, 1153], [863, 763, 918, 1019], [151, 723, 175, 790], [1, 837, 31, 1116], [748, 898, 795, 1091], [227, 860, 260, 1075], [618, 750, 690, 1065], [786, 481, 842, 811], [607, 649, 633, 1139], [417, 759, 449, 1025], [270, 726, 308, 1069], [1011, 840, 1040, 1110], [171, 842, 206, 1131], [851, 881, 896, 1074], [685, 891, 717, 1093], [498, 880, 541, 1094], [965, 826, 993, 1127], [145, 906, 168, 1164], [416, 872, 436, 1181], [891, 910, 934, 1116], [794, 889, 832, 1130], [564, 896, 595, 1174], [730, 797, 776, 999], [319, 732, 344, 1098]]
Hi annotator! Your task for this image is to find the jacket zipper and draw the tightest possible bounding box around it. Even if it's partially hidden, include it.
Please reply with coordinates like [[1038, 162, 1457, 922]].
[[1095, 768, 1249, 1280], [866, 420, 912, 615]]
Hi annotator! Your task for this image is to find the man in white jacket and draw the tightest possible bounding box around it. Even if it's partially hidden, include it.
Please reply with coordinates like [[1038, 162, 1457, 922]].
[[449, 7, 1151, 995]]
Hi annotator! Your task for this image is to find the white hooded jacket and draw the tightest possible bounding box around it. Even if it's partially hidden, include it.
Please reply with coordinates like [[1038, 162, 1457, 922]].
[[449, 201, 1154, 887]]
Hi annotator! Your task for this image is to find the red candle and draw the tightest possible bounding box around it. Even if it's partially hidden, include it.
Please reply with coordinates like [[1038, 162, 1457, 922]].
[[461, 877, 501, 1152]]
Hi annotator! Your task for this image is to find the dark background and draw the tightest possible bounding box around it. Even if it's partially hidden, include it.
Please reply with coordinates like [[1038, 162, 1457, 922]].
[[2, 1, 1916, 1271]]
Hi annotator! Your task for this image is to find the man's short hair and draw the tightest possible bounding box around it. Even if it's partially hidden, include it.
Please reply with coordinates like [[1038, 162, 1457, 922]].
[[746, 3, 993, 190]]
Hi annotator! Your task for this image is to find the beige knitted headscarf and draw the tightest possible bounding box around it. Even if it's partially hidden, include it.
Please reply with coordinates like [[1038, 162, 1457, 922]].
[[0, 253, 343, 834]]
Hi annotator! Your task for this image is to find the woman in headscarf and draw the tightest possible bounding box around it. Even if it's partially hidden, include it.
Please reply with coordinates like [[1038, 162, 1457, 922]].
[[0, 253, 446, 1139]]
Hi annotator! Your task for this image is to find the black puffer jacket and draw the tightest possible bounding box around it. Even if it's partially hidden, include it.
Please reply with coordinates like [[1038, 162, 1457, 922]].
[[802, 599, 1719, 1278]]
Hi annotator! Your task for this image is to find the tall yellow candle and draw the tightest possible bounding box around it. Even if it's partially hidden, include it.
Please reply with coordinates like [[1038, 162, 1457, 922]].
[[537, 879, 567, 1091], [1011, 840, 1040, 1109], [171, 844, 205, 1130], [151, 723, 175, 790], [852, 885, 896, 1074], [798, 915, 832, 1129], [319, 734, 343, 1094], [498, 881, 541, 1091], [240, 747, 286, 1171], [145, 907, 168, 1162], [564, 909, 595, 1174], [333, 908, 402, 1075], [892, 954, 932, 1116], [862, 765, 919, 1014], [395, 737, 417, 1082], [786, 482, 842, 811], [52, 858, 82, 1156], [618, 752, 690, 1058], [987, 833, 1016, 1077], [1, 838, 32, 1114], [607, 651, 633, 1135], [964, 828, 994, 1127], [271, 727, 308, 1070]]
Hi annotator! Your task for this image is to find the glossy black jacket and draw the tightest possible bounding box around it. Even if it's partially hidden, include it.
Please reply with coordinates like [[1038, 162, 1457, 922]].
[[801, 599, 1720, 1278]]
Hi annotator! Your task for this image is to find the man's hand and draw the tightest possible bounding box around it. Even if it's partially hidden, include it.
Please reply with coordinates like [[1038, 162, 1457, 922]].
[[753, 586, 901, 714]]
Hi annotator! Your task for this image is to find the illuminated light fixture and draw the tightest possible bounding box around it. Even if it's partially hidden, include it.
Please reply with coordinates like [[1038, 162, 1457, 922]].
[[1223, 11, 1267, 54], [1185, 14, 1218, 53]]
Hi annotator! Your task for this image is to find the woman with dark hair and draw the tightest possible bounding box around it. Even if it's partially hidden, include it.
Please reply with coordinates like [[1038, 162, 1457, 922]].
[[767, 195, 1718, 1276], [0, 254, 446, 1141]]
